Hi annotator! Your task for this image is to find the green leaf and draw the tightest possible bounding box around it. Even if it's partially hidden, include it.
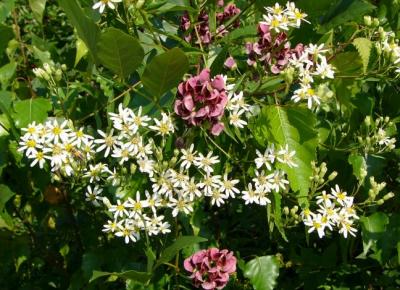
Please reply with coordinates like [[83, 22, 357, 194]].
[[97, 28, 144, 79], [0, 0, 15, 23], [0, 25, 14, 55], [361, 212, 389, 234], [0, 184, 15, 211], [331, 52, 362, 76], [244, 256, 279, 290], [89, 270, 151, 284], [249, 106, 318, 207], [348, 154, 366, 182], [58, 0, 100, 60], [154, 235, 207, 269], [0, 62, 17, 88], [142, 48, 189, 98], [353, 37, 372, 74], [319, 0, 376, 32], [29, 0, 47, 23], [74, 37, 88, 67], [12, 98, 52, 128], [359, 212, 389, 260]]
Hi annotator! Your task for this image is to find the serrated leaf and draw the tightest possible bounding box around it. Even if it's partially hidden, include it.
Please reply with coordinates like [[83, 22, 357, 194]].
[[154, 235, 207, 269], [58, 0, 100, 60], [249, 106, 318, 207], [244, 256, 279, 290], [12, 98, 52, 128], [97, 28, 144, 78], [142, 48, 188, 98], [353, 37, 372, 73], [272, 192, 288, 242], [29, 0, 47, 23]]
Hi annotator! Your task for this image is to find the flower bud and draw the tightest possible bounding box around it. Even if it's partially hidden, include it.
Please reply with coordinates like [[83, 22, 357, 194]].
[[55, 69, 62, 81], [61, 64, 67, 71], [372, 18, 380, 27], [130, 163, 137, 174], [283, 206, 289, 215], [48, 216, 56, 229], [376, 199, 384, 205], [328, 171, 338, 181], [364, 16, 372, 26], [383, 192, 395, 200], [364, 116, 371, 126]]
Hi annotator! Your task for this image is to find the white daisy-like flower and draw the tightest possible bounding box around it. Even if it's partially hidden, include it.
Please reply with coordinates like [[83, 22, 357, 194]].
[[27, 150, 48, 168], [220, 174, 240, 198], [304, 214, 326, 238], [92, 0, 122, 14], [314, 56, 335, 79], [149, 113, 175, 136], [127, 191, 149, 217], [229, 109, 247, 128], [168, 195, 193, 217], [137, 158, 155, 177], [277, 144, 297, 168], [198, 174, 222, 196], [85, 185, 103, 206], [95, 129, 117, 158], [242, 183, 259, 205], [115, 223, 140, 244], [266, 170, 289, 192], [109, 199, 131, 219], [102, 219, 123, 233], [194, 151, 220, 174], [180, 144, 197, 170], [46, 119, 71, 144]]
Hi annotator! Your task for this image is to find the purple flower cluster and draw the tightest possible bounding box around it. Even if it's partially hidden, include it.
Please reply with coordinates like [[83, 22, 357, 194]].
[[174, 69, 228, 136], [246, 23, 305, 74], [184, 248, 237, 290], [180, 3, 241, 45]]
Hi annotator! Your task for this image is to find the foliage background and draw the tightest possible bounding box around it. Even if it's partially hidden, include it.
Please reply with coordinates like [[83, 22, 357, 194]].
[[0, 0, 400, 289]]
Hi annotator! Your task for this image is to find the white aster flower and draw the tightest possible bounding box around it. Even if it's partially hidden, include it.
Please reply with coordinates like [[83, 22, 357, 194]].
[[149, 113, 174, 136], [229, 109, 247, 128], [194, 151, 220, 174], [92, 0, 122, 14], [242, 183, 258, 205], [277, 144, 297, 168], [304, 214, 326, 238], [95, 129, 117, 158], [180, 144, 197, 170], [27, 150, 48, 168], [109, 199, 131, 219], [198, 174, 222, 196], [169, 195, 193, 217], [220, 174, 240, 198], [137, 157, 155, 177], [85, 185, 103, 206], [314, 57, 335, 79], [266, 170, 289, 192]]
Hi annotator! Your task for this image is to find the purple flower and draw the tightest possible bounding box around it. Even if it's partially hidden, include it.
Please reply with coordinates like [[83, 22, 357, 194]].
[[184, 248, 237, 290]]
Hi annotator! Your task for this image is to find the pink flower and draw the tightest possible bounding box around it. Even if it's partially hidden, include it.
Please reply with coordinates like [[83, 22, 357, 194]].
[[184, 248, 237, 290], [175, 69, 229, 136]]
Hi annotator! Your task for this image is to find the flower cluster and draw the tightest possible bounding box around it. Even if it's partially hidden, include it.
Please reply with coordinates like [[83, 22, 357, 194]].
[[184, 248, 237, 290], [180, 3, 241, 45], [33, 62, 66, 86], [261, 2, 309, 33], [242, 144, 296, 205], [357, 116, 396, 153], [174, 68, 235, 135], [289, 43, 335, 109], [18, 119, 94, 175], [245, 2, 308, 72], [303, 185, 359, 238]]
